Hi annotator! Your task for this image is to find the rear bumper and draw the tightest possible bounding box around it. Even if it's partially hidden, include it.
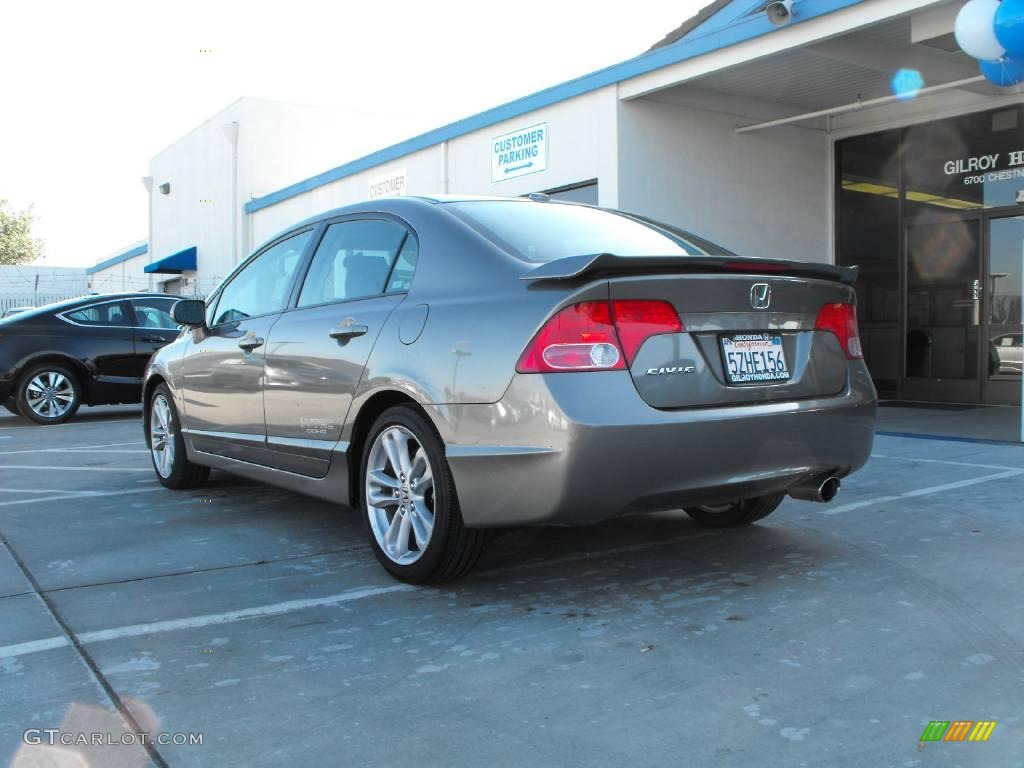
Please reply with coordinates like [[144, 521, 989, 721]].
[[435, 365, 876, 527]]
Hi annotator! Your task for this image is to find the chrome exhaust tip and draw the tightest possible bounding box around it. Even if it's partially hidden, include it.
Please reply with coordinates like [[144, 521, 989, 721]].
[[789, 476, 841, 503]]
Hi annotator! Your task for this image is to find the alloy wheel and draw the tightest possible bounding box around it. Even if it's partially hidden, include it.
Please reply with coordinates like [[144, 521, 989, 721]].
[[365, 425, 435, 565], [150, 394, 176, 478], [25, 371, 75, 419]]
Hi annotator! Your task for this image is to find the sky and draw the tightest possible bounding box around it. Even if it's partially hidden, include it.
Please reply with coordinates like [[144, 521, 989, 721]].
[[0, 0, 704, 268]]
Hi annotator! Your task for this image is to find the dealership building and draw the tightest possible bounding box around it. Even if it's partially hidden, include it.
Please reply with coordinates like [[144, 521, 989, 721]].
[[89, 0, 1023, 440]]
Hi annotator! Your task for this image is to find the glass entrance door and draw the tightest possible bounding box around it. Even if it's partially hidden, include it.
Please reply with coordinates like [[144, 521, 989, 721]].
[[984, 215, 1024, 410], [902, 219, 983, 403]]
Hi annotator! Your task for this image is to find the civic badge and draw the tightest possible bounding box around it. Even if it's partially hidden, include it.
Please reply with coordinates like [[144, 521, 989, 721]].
[[750, 283, 771, 310]]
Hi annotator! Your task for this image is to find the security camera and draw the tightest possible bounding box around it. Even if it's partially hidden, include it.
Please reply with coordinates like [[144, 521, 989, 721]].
[[766, 0, 794, 26]]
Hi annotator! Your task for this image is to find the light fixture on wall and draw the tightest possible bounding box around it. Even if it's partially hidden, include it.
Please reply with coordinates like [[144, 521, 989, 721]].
[[766, 0, 795, 27], [159, 182, 171, 195]]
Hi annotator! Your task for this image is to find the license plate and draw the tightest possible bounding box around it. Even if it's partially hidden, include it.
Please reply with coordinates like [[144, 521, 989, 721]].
[[720, 333, 790, 384]]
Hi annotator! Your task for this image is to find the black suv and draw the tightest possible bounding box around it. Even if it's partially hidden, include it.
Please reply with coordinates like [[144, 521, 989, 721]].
[[0, 293, 183, 424]]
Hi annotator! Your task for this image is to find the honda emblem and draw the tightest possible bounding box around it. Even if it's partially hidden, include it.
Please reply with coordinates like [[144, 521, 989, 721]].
[[750, 283, 772, 310]]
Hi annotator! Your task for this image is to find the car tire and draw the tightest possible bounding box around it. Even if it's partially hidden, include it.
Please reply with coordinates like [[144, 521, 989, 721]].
[[15, 364, 81, 425], [148, 384, 210, 490], [3, 402, 23, 417], [684, 493, 784, 527], [361, 404, 488, 584]]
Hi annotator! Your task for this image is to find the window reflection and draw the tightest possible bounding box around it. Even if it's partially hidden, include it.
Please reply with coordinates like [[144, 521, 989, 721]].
[[837, 106, 1024, 405], [987, 216, 1024, 381], [905, 220, 979, 380]]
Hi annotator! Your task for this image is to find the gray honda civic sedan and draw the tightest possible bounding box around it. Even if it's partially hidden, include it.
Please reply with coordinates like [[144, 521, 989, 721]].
[[144, 195, 876, 583]]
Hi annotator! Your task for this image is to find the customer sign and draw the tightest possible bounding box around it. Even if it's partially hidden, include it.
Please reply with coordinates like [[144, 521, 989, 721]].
[[492, 123, 547, 182], [368, 169, 407, 199]]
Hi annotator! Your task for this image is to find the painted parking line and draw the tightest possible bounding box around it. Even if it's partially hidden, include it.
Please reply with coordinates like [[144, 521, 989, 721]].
[[0, 449, 146, 456], [870, 453, 1021, 471], [0, 486, 164, 508], [0, 488, 106, 495], [821, 468, 1024, 516], [0, 465, 151, 472], [0, 527, 726, 662], [0, 636, 70, 659], [0, 584, 414, 660], [0, 441, 144, 456]]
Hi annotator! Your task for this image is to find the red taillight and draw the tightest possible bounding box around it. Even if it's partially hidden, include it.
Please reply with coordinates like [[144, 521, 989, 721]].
[[610, 300, 683, 365], [815, 302, 863, 359], [516, 300, 683, 373]]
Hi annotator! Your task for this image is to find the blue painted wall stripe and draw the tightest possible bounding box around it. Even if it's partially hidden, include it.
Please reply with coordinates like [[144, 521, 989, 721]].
[[246, 0, 863, 214], [86, 244, 148, 274]]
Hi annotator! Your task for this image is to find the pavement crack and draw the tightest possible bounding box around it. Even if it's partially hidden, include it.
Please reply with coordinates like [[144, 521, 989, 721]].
[[0, 590, 34, 601], [41, 543, 372, 594], [0, 527, 171, 768]]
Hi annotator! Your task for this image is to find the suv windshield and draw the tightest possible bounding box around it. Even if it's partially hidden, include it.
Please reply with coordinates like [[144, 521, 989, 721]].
[[444, 200, 731, 263]]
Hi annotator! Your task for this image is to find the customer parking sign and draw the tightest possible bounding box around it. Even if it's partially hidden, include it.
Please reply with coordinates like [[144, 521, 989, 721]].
[[491, 123, 547, 182]]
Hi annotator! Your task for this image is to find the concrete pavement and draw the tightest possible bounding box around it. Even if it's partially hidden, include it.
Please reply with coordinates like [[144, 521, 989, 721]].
[[0, 407, 1021, 767]]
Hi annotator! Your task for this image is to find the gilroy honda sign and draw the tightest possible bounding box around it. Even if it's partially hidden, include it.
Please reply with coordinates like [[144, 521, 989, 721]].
[[944, 149, 1024, 183]]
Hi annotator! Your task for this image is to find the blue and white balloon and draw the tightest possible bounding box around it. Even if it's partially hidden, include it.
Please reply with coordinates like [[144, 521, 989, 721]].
[[955, 0, 1006, 61], [979, 56, 1024, 86], [994, 0, 1024, 58]]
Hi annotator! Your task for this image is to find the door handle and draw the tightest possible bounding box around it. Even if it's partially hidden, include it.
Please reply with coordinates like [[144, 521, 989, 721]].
[[972, 278, 981, 327], [329, 320, 368, 340], [238, 335, 265, 351], [141, 335, 167, 343]]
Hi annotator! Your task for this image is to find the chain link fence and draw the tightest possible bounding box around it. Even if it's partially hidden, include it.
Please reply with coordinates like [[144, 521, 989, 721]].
[[1, 294, 85, 314]]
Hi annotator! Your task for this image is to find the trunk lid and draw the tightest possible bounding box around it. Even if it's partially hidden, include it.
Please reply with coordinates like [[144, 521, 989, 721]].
[[611, 271, 855, 409]]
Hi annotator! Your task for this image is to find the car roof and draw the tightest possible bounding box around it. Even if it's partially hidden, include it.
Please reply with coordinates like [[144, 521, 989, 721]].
[[0, 293, 177, 324], [264, 194, 581, 252]]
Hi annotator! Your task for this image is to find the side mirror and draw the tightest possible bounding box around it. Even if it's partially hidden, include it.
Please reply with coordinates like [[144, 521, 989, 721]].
[[172, 299, 206, 327]]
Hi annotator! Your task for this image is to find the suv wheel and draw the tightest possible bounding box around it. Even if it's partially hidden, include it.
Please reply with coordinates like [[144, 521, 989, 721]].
[[684, 494, 785, 527], [149, 384, 209, 489], [361, 405, 487, 583], [16, 364, 81, 425]]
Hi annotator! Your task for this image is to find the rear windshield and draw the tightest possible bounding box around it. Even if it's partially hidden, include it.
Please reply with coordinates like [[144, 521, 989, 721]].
[[444, 201, 730, 263]]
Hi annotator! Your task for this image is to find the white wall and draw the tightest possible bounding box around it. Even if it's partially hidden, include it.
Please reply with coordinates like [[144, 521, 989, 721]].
[[86, 254, 152, 294], [616, 92, 832, 262], [149, 102, 239, 296], [148, 98, 416, 296], [0, 266, 87, 305], [249, 87, 621, 247], [250, 83, 831, 264]]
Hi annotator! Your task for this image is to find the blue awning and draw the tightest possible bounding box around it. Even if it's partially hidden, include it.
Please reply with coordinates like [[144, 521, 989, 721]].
[[144, 246, 197, 274]]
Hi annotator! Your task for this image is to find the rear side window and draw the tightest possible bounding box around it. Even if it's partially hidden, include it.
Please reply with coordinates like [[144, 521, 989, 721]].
[[386, 238, 418, 293], [297, 220, 408, 307], [445, 201, 721, 263], [64, 301, 130, 326]]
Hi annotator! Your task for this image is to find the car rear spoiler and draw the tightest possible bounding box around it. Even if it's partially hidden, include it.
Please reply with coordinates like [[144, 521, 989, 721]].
[[520, 253, 859, 286]]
